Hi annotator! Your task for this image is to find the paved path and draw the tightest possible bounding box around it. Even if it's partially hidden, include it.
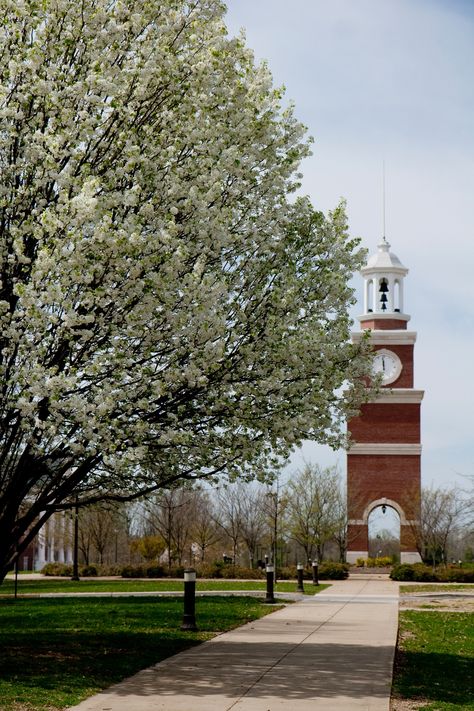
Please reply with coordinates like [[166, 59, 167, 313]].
[[68, 577, 399, 711]]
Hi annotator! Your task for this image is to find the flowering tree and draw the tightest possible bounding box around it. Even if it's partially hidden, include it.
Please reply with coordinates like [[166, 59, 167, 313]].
[[0, 0, 372, 580]]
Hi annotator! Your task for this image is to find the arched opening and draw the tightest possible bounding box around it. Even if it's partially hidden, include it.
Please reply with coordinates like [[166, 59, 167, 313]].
[[368, 504, 400, 562], [366, 278, 374, 312], [378, 278, 389, 311], [393, 279, 401, 312]]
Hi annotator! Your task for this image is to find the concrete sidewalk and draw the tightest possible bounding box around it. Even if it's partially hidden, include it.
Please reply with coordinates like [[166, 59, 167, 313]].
[[68, 577, 399, 711]]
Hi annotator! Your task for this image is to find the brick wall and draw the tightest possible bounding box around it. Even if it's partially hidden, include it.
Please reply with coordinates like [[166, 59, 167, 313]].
[[347, 454, 421, 519], [360, 318, 407, 330], [349, 403, 420, 443]]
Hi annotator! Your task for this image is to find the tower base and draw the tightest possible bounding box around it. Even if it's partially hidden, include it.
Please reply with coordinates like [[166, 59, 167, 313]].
[[400, 551, 422, 564], [346, 550, 422, 565], [346, 551, 368, 565]]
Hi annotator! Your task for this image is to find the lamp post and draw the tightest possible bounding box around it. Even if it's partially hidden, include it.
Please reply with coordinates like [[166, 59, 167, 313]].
[[266, 482, 281, 583], [297, 563, 304, 593], [264, 564, 276, 604], [181, 568, 197, 631]]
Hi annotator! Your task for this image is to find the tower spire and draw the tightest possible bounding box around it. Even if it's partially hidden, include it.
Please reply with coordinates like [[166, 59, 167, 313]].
[[382, 160, 387, 244]]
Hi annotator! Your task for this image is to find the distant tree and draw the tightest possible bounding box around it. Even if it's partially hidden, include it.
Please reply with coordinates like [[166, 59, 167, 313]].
[[286, 464, 342, 562], [413, 485, 467, 566], [78, 503, 126, 565], [189, 490, 221, 563], [330, 484, 351, 563], [262, 479, 288, 572], [368, 529, 399, 560], [141, 488, 194, 569], [239, 485, 268, 568], [213, 485, 245, 565], [130, 535, 166, 563]]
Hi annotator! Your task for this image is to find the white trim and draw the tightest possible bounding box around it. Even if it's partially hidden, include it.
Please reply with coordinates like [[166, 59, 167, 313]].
[[352, 330, 417, 345], [348, 443, 422, 455], [372, 389, 424, 403], [346, 551, 368, 563], [357, 312, 410, 324], [362, 497, 407, 525], [401, 552, 422, 564]]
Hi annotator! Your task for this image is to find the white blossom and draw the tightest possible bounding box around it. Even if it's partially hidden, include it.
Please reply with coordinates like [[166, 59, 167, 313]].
[[0, 0, 373, 580]]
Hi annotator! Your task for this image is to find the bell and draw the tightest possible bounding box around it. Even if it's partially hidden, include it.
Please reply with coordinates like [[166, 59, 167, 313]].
[[382, 504, 386, 514], [379, 280, 389, 293], [380, 293, 388, 303]]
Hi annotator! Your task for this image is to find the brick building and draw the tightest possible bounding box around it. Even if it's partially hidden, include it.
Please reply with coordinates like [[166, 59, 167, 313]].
[[346, 239, 423, 564]]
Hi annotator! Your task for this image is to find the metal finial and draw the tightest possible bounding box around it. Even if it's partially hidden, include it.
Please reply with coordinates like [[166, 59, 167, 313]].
[[382, 160, 387, 243]]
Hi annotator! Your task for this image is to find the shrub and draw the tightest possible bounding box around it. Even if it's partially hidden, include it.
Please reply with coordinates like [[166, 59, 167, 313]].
[[80, 564, 98, 577], [196, 562, 224, 579], [437, 567, 474, 583], [390, 563, 474, 583], [41, 562, 72, 577], [358, 557, 392, 568], [412, 564, 435, 581], [274, 566, 292, 580], [97, 564, 122, 577], [145, 564, 165, 578], [390, 564, 416, 581], [318, 562, 349, 580], [121, 565, 145, 578], [195, 563, 264, 579], [276, 563, 348, 580], [221, 566, 264, 580], [168, 566, 185, 578]]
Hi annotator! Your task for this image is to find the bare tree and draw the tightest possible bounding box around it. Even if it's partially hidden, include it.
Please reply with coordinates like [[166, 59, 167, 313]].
[[414, 485, 467, 566], [239, 485, 268, 568], [141, 488, 194, 569], [189, 489, 221, 563], [262, 479, 288, 573], [331, 485, 351, 563], [77, 503, 127, 565], [213, 485, 245, 565], [286, 464, 342, 562]]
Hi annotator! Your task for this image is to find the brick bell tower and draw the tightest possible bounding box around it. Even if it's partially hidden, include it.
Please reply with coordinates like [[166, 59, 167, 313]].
[[346, 239, 423, 564]]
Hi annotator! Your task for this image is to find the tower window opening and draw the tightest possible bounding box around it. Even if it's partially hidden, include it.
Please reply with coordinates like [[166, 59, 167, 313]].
[[394, 279, 401, 313], [367, 278, 374, 314], [379, 278, 389, 311]]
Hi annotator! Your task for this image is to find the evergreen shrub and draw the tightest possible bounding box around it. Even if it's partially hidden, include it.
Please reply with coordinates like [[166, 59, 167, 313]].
[[390, 563, 474, 582], [318, 562, 349, 579], [41, 562, 72, 576]]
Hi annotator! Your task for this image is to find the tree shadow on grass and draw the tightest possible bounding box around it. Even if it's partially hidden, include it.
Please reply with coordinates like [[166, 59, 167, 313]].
[[393, 649, 474, 707], [0, 596, 231, 708]]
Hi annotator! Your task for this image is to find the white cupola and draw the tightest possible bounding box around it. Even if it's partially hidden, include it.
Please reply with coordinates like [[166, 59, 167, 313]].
[[360, 239, 409, 320]]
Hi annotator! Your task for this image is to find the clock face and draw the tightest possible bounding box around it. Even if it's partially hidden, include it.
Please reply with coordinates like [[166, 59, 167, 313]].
[[372, 349, 402, 385]]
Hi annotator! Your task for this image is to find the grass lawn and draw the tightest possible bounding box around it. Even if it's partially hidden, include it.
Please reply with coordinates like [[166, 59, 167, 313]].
[[399, 583, 474, 594], [392, 610, 474, 710], [0, 595, 282, 711], [0, 577, 328, 596]]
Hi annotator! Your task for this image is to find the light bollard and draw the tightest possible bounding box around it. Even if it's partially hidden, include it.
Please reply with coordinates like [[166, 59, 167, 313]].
[[312, 559, 319, 586], [264, 564, 276, 604], [297, 563, 305, 593], [181, 568, 198, 631]]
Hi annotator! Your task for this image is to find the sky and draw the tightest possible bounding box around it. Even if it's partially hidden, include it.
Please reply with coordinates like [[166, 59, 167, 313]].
[[225, 0, 474, 493]]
